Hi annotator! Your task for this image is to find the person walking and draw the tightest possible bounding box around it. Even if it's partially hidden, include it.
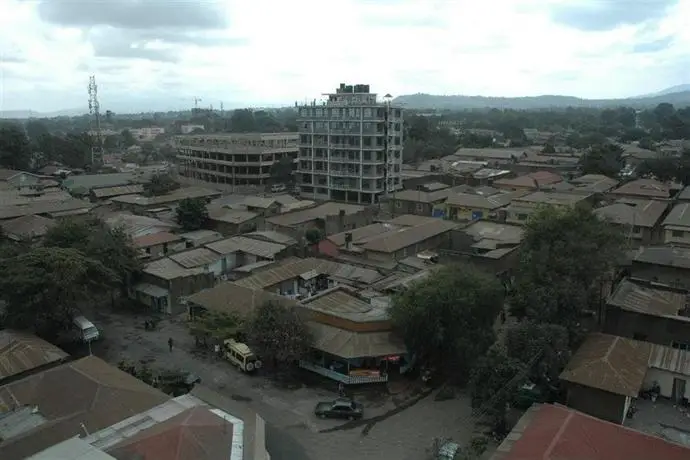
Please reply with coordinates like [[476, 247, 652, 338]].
[[168, 337, 174, 352]]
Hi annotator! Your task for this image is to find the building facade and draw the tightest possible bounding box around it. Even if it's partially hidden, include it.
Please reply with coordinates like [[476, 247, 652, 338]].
[[297, 83, 404, 204], [175, 132, 298, 188]]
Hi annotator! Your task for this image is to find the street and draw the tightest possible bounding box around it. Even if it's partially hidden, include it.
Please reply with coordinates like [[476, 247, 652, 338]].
[[91, 310, 478, 460]]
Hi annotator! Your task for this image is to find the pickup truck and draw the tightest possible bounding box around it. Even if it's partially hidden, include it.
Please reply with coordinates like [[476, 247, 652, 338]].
[[314, 398, 364, 420]]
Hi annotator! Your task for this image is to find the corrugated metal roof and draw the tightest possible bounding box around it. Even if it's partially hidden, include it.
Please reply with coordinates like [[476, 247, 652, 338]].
[[0, 330, 68, 380], [92, 184, 144, 199], [133, 232, 183, 248], [559, 333, 651, 397], [633, 246, 690, 269], [169, 248, 220, 269], [266, 202, 365, 227], [244, 230, 297, 246], [206, 236, 286, 259], [186, 282, 295, 316], [648, 344, 690, 377], [306, 321, 406, 359], [0, 198, 93, 220], [143, 258, 205, 280], [360, 219, 458, 253], [299, 287, 389, 322], [608, 278, 687, 319], [0, 214, 56, 239]]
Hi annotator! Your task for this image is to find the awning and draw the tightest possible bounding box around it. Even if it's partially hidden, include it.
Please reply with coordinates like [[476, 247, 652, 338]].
[[134, 283, 169, 298], [307, 321, 407, 359]]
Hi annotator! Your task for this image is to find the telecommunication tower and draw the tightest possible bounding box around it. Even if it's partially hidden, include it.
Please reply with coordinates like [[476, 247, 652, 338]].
[[88, 76, 103, 165]]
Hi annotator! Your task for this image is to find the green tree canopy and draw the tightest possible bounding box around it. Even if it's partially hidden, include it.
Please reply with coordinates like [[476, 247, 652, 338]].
[[468, 343, 526, 430], [43, 217, 142, 291], [578, 143, 625, 177], [505, 322, 571, 387], [176, 198, 209, 231], [390, 265, 504, 379], [510, 205, 623, 333], [0, 247, 117, 338], [269, 156, 295, 185], [246, 302, 312, 368], [143, 174, 180, 196], [0, 123, 32, 170]]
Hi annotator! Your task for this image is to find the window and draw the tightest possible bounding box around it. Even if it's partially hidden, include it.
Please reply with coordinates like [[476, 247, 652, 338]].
[[416, 203, 424, 212], [517, 213, 528, 221], [672, 230, 684, 238], [633, 226, 641, 234], [395, 200, 402, 208]]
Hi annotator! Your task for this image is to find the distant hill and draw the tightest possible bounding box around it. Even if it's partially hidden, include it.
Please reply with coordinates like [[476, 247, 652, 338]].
[[393, 90, 690, 110], [0, 108, 88, 119]]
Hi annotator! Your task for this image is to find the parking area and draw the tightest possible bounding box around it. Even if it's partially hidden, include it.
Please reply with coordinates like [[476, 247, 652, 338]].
[[90, 310, 477, 460]]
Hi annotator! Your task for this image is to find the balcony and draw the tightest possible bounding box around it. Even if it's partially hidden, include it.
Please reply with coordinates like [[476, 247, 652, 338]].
[[330, 170, 361, 177]]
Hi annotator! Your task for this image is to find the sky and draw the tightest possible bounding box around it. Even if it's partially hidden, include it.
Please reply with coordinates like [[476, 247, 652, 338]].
[[0, 0, 689, 113]]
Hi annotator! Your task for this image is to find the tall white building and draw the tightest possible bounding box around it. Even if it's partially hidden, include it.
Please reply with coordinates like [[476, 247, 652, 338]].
[[296, 83, 403, 204]]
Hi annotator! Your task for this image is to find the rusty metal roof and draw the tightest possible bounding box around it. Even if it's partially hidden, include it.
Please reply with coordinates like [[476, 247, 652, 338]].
[[0, 330, 68, 381], [168, 248, 220, 269], [205, 236, 286, 259], [559, 333, 651, 397], [299, 286, 389, 322], [607, 278, 687, 319], [360, 219, 458, 253], [186, 282, 295, 317], [306, 321, 406, 359]]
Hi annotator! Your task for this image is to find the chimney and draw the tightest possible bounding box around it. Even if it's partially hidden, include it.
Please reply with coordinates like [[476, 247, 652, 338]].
[[338, 209, 345, 232]]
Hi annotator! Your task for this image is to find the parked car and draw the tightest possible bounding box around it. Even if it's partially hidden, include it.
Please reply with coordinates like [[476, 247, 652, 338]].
[[314, 398, 364, 420]]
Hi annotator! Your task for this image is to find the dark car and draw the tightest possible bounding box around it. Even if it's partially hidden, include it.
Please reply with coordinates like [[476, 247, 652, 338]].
[[314, 398, 364, 420]]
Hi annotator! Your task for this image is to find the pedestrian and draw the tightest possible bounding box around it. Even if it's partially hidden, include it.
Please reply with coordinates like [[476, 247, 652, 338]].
[[500, 310, 507, 324], [168, 337, 173, 352], [338, 382, 345, 397]]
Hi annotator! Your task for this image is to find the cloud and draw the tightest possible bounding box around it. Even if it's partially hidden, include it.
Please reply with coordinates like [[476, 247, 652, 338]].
[[632, 36, 674, 53], [0, 0, 689, 112], [550, 0, 679, 31], [35, 0, 227, 30]]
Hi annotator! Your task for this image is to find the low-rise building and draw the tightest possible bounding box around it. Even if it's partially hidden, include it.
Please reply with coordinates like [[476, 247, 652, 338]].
[[0, 356, 169, 460], [608, 178, 677, 201], [503, 191, 592, 225], [264, 202, 373, 240], [179, 229, 224, 247], [560, 333, 690, 429], [205, 235, 288, 275], [568, 174, 620, 193], [492, 403, 690, 460], [604, 277, 690, 348], [595, 199, 668, 246], [297, 286, 408, 384], [387, 186, 466, 217], [325, 215, 458, 262], [0, 197, 93, 221], [454, 220, 525, 272], [132, 231, 186, 259], [661, 202, 690, 246], [110, 187, 222, 214], [89, 184, 144, 202], [62, 172, 146, 196], [443, 190, 527, 222], [629, 246, 690, 288], [105, 212, 178, 239], [492, 171, 563, 191], [0, 169, 43, 190], [208, 208, 261, 236], [0, 214, 56, 242], [0, 330, 68, 384]]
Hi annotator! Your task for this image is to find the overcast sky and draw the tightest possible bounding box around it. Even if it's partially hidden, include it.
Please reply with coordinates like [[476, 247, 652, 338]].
[[1, 0, 689, 113]]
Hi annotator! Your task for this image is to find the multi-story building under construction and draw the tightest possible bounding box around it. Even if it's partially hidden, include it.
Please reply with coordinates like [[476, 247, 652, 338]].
[[175, 132, 298, 188], [297, 83, 404, 204]]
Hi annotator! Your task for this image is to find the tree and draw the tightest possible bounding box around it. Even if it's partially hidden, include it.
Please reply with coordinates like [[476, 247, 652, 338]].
[[176, 198, 209, 231], [578, 143, 624, 177], [0, 247, 117, 338], [305, 228, 322, 245], [269, 156, 295, 185], [246, 302, 312, 368], [143, 174, 180, 196], [505, 322, 571, 387], [541, 141, 556, 154], [510, 206, 623, 334], [637, 152, 690, 185], [43, 217, 142, 293], [0, 123, 32, 170], [121, 129, 136, 147], [390, 265, 504, 380], [468, 343, 526, 431], [190, 311, 243, 346]]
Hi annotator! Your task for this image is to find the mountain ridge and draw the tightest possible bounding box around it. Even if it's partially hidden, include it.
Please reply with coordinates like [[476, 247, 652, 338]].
[[393, 88, 690, 110]]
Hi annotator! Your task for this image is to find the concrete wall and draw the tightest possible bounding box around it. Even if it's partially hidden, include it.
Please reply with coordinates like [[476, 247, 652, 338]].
[[644, 368, 690, 400], [566, 383, 626, 425], [663, 227, 690, 246]]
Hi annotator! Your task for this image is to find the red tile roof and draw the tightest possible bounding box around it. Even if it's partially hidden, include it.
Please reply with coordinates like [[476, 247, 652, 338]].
[[133, 231, 183, 248], [107, 406, 235, 460], [493, 404, 690, 460]]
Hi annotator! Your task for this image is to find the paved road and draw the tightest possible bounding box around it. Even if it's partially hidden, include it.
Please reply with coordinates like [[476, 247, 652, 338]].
[[92, 310, 477, 460]]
